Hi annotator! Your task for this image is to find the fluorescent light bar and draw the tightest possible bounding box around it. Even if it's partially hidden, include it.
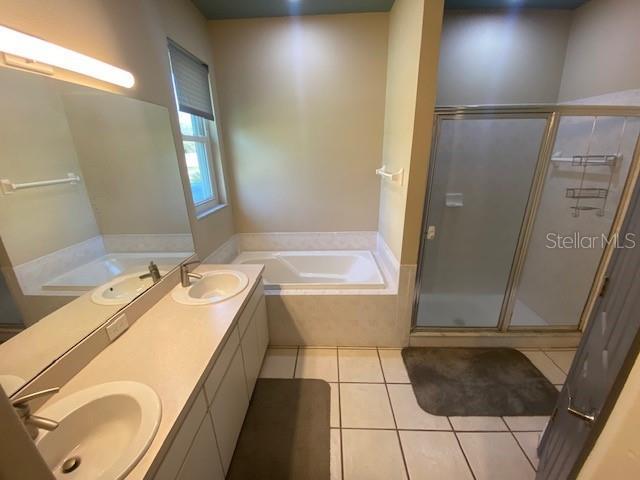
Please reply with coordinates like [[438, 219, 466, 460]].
[[0, 25, 135, 88]]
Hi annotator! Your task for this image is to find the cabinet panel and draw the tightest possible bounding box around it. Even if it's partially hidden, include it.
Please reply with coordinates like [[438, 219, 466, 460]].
[[237, 282, 264, 337], [176, 415, 224, 480], [204, 326, 240, 404], [210, 347, 249, 473], [241, 317, 260, 396], [154, 391, 208, 480], [254, 297, 269, 361]]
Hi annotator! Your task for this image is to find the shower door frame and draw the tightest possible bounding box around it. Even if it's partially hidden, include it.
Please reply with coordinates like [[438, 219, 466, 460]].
[[412, 104, 640, 334]]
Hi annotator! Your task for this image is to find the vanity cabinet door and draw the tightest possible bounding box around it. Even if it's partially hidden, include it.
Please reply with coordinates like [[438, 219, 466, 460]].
[[210, 346, 249, 473], [254, 297, 269, 361], [240, 314, 260, 396], [176, 415, 224, 480]]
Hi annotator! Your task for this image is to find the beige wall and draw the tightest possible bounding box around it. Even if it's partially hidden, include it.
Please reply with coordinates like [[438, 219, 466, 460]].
[[0, 69, 100, 266], [437, 9, 571, 105], [378, 0, 444, 262], [578, 353, 640, 478], [209, 13, 389, 233], [63, 93, 191, 235], [559, 0, 640, 102], [0, 0, 235, 259]]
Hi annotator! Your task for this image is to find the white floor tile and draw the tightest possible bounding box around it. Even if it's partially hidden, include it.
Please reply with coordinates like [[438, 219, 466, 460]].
[[458, 432, 535, 480], [330, 383, 340, 428], [503, 416, 549, 431], [342, 429, 407, 480], [543, 350, 576, 374], [514, 431, 541, 470], [449, 416, 508, 431], [259, 348, 297, 378], [338, 349, 384, 383], [378, 349, 410, 383], [400, 431, 473, 480], [340, 383, 395, 429], [521, 351, 567, 384], [387, 384, 450, 430], [295, 348, 338, 382], [331, 429, 342, 480]]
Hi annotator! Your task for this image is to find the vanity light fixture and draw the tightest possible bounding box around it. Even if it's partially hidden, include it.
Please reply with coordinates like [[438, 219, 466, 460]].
[[0, 25, 135, 88]]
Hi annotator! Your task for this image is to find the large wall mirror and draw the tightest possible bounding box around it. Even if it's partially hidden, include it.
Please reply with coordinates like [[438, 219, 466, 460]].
[[0, 66, 194, 396]]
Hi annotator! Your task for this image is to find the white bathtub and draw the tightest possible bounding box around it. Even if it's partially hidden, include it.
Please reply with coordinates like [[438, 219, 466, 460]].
[[232, 250, 385, 290], [41, 252, 192, 292]]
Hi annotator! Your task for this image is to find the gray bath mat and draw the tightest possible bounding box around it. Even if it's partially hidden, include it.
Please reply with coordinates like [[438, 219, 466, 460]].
[[402, 347, 559, 416], [227, 378, 330, 480]]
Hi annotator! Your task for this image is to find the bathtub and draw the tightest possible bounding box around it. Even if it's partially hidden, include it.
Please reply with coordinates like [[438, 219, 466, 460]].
[[41, 252, 192, 292], [232, 250, 385, 290]]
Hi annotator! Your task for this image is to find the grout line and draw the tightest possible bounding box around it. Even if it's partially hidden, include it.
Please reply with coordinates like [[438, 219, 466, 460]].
[[541, 350, 570, 375], [452, 430, 477, 480], [376, 348, 411, 480], [292, 346, 300, 378], [506, 425, 538, 472], [336, 347, 345, 480], [503, 416, 539, 472]]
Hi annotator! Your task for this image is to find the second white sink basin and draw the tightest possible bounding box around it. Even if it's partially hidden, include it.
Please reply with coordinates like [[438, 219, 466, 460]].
[[91, 272, 160, 306], [172, 270, 249, 305], [36, 381, 161, 480]]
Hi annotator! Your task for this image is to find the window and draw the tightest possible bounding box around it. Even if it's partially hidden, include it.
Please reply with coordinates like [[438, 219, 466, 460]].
[[179, 111, 215, 207], [168, 40, 223, 216]]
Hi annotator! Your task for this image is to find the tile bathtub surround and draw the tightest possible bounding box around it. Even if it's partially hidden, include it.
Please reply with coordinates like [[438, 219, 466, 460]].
[[203, 235, 238, 264], [102, 233, 194, 253], [13, 235, 106, 295], [236, 231, 378, 252], [260, 346, 574, 479]]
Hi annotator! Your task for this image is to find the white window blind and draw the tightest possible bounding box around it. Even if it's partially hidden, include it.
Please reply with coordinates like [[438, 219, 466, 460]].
[[168, 40, 214, 121]]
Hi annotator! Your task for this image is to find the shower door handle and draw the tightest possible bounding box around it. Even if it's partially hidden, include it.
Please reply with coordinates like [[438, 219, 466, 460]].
[[426, 225, 436, 240], [567, 395, 596, 424]]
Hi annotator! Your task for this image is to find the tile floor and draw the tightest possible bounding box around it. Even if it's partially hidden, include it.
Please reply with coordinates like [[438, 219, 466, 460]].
[[259, 346, 577, 480]]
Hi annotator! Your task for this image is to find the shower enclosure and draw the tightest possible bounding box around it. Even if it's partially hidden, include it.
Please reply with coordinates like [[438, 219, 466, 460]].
[[414, 105, 640, 332]]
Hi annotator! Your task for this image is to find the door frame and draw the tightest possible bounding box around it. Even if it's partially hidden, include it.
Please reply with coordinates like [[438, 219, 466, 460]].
[[411, 104, 640, 333]]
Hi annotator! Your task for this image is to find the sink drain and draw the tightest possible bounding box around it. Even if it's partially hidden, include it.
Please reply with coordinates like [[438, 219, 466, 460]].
[[61, 456, 81, 474]]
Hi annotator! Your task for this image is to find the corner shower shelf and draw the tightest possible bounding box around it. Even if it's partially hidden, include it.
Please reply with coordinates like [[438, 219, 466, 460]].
[[566, 188, 609, 200], [554, 153, 621, 218], [551, 154, 620, 167]]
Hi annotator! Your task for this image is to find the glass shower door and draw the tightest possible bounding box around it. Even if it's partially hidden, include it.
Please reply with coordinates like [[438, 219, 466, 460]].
[[510, 114, 640, 328], [415, 116, 549, 328]]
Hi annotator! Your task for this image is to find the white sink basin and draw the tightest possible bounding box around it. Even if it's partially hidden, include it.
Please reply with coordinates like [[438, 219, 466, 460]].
[[91, 272, 160, 306], [36, 381, 161, 480], [172, 270, 249, 305]]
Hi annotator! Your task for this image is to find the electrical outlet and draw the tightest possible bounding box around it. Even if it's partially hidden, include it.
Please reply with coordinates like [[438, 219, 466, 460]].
[[106, 314, 129, 342]]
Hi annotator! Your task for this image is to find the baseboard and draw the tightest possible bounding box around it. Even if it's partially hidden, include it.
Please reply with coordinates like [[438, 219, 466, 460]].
[[409, 331, 582, 348]]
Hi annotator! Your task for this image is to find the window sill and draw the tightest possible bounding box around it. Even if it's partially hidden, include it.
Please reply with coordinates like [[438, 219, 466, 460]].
[[195, 203, 228, 220]]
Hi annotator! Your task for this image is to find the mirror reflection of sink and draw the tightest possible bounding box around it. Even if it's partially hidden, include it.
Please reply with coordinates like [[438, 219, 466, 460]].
[[36, 381, 161, 480], [172, 270, 249, 305], [91, 272, 161, 306]]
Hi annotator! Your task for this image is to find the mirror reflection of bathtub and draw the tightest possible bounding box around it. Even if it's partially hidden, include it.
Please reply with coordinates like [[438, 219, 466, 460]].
[[0, 66, 193, 396]]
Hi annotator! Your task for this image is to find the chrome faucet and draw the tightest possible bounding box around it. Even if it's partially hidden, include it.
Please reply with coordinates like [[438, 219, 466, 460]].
[[139, 261, 162, 284], [12, 387, 60, 440], [180, 260, 203, 287]]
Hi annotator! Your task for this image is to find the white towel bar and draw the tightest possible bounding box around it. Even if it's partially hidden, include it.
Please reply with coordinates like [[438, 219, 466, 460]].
[[0, 173, 81, 195]]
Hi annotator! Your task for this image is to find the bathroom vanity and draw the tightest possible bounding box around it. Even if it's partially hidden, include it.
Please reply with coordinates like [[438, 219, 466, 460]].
[[32, 264, 268, 480]]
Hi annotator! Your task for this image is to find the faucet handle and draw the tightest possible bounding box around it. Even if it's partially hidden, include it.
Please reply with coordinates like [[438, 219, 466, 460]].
[[12, 387, 60, 408]]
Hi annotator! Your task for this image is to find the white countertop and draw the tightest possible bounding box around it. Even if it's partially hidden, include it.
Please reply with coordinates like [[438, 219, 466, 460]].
[[37, 263, 264, 480]]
